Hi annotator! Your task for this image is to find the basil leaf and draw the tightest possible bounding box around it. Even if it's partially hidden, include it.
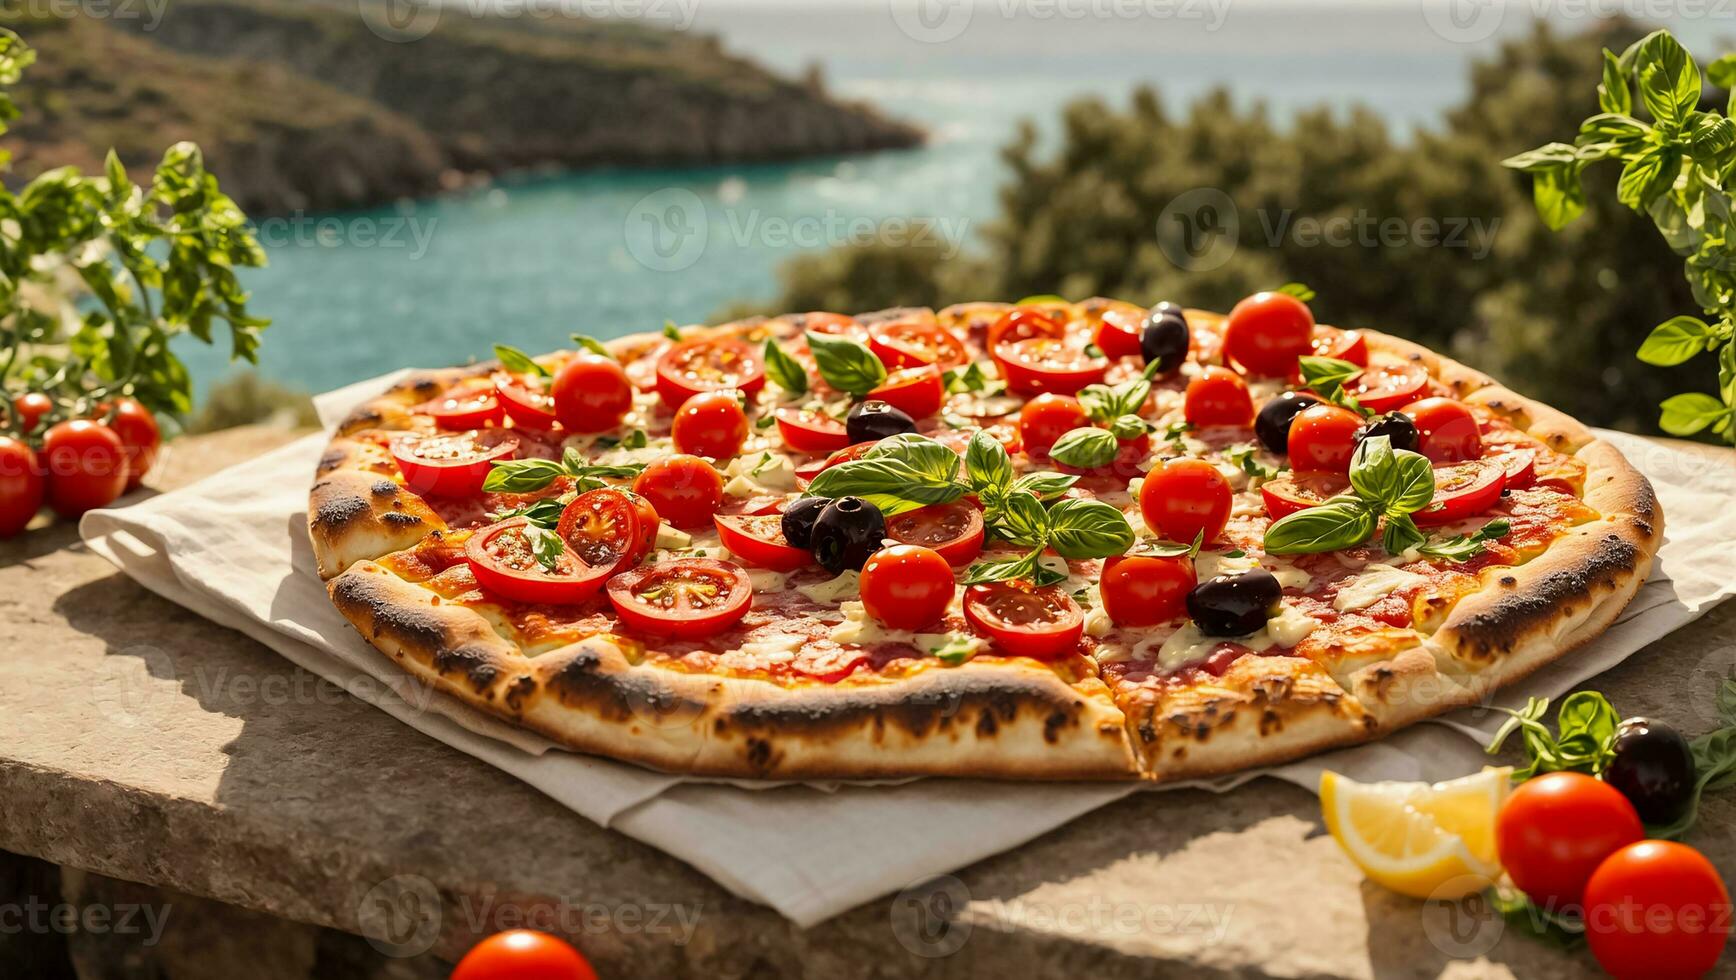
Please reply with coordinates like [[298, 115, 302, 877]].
[[966, 428, 1014, 497], [1010, 471, 1078, 501], [1658, 391, 1729, 436], [1078, 376, 1150, 423], [996, 492, 1051, 549], [1108, 414, 1151, 440], [1600, 48, 1633, 115], [620, 429, 649, 449], [1226, 443, 1280, 479], [570, 334, 614, 360], [520, 523, 566, 573], [1351, 436, 1435, 516], [763, 338, 809, 397], [1263, 499, 1377, 555], [1046, 498, 1134, 560], [805, 330, 887, 395], [1556, 691, 1620, 747], [1418, 518, 1511, 562], [1276, 282, 1316, 302], [1048, 426, 1118, 469], [865, 434, 962, 485], [483, 458, 568, 493], [663, 321, 683, 341], [1635, 29, 1699, 130], [944, 362, 1004, 395], [1128, 530, 1203, 559], [927, 634, 981, 666], [488, 497, 567, 529], [961, 547, 1045, 586], [805, 456, 964, 509], [1296, 355, 1362, 399], [1380, 513, 1426, 556], [494, 344, 550, 379]]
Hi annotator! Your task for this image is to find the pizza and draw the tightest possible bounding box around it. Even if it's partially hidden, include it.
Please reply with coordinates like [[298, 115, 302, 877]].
[[307, 293, 1662, 781]]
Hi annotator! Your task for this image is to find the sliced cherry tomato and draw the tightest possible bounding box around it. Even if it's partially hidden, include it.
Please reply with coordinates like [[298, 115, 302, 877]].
[[1100, 553, 1196, 627], [1093, 309, 1145, 361], [1412, 458, 1505, 527], [715, 513, 813, 571], [1402, 396, 1482, 463], [1260, 472, 1349, 519], [869, 364, 946, 420], [1223, 291, 1315, 377], [869, 319, 968, 370], [860, 544, 956, 630], [801, 311, 869, 344], [632, 454, 723, 529], [794, 441, 877, 486], [1584, 840, 1732, 980], [1345, 361, 1429, 414], [1018, 393, 1090, 457], [607, 558, 753, 639], [1140, 458, 1233, 545], [42, 419, 128, 518], [655, 337, 765, 410], [994, 336, 1109, 396], [774, 407, 850, 454], [621, 488, 661, 555], [495, 374, 559, 430], [451, 929, 597, 980], [1494, 449, 1537, 489], [464, 518, 611, 605], [1311, 327, 1368, 366], [0, 436, 44, 537], [552, 354, 633, 434], [1183, 365, 1253, 427], [671, 389, 750, 460], [963, 580, 1084, 659], [987, 308, 1065, 350], [101, 398, 161, 490], [1496, 771, 1643, 909], [556, 488, 646, 575], [885, 501, 985, 566], [1287, 404, 1364, 473], [390, 429, 519, 498], [13, 391, 53, 435], [417, 383, 504, 431]]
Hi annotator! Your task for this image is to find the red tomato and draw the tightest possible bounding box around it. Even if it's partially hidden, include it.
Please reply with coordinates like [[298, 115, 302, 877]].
[[1412, 458, 1506, 527], [1183, 366, 1253, 427], [607, 558, 753, 638], [452, 930, 597, 980], [1496, 772, 1644, 909], [869, 365, 946, 420], [1584, 841, 1732, 980], [963, 580, 1084, 659], [0, 436, 44, 536], [495, 374, 559, 430], [987, 308, 1065, 350], [715, 513, 813, 571], [464, 518, 612, 605], [1099, 553, 1196, 627], [860, 544, 956, 630], [556, 488, 646, 575], [13, 391, 54, 435], [632, 454, 723, 529], [994, 337, 1109, 396], [803, 311, 868, 343], [1259, 471, 1350, 519], [885, 501, 985, 566], [41, 419, 128, 518], [655, 337, 765, 410], [1311, 327, 1369, 366], [416, 383, 504, 430], [552, 354, 633, 434], [671, 390, 749, 460], [1018, 393, 1090, 457], [1093, 309, 1144, 360], [1287, 404, 1364, 473], [1345, 361, 1429, 413], [1494, 449, 1537, 490], [868, 319, 968, 370], [101, 398, 161, 490], [1139, 458, 1233, 545], [390, 430, 518, 498], [1402, 397, 1482, 463], [774, 407, 850, 454], [794, 441, 877, 486], [621, 489, 661, 555], [1223, 291, 1315, 377]]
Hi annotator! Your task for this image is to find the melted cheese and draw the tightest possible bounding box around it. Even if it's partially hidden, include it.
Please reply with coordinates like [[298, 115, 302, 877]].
[[1195, 550, 1260, 581], [722, 451, 798, 497], [746, 568, 789, 593], [1083, 603, 1114, 638], [798, 570, 861, 604], [1333, 564, 1427, 611], [1132, 602, 1319, 671], [735, 634, 805, 660]]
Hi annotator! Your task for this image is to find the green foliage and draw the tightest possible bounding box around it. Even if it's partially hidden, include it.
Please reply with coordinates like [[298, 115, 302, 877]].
[[185, 371, 316, 434], [1508, 29, 1736, 444]]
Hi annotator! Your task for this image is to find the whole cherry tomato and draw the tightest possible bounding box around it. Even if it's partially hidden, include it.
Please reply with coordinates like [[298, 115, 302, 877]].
[[1019, 393, 1090, 458], [1583, 840, 1731, 980], [1402, 397, 1482, 463], [451, 929, 597, 980], [101, 398, 162, 490], [1223, 291, 1315, 377], [1139, 458, 1233, 545], [42, 419, 128, 518], [671, 389, 749, 460], [1099, 552, 1196, 627], [1287, 404, 1364, 473], [632, 454, 724, 529], [1495, 772, 1644, 910], [1183, 366, 1253, 427], [13, 392, 53, 435], [0, 436, 44, 537], [551, 354, 633, 434], [860, 544, 956, 630]]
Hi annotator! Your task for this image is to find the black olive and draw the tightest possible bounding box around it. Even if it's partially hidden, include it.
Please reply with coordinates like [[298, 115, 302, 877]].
[[845, 400, 916, 443], [780, 496, 830, 550], [1255, 391, 1321, 454], [810, 496, 887, 574], [1603, 718, 1696, 824], [1187, 568, 1282, 637], [1356, 412, 1420, 454], [1140, 304, 1189, 373]]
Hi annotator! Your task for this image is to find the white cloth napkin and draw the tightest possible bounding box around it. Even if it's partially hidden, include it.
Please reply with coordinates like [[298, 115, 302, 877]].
[[81, 372, 1736, 927]]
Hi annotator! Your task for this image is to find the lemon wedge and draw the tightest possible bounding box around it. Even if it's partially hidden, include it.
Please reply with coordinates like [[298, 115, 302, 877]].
[[1320, 766, 1511, 899]]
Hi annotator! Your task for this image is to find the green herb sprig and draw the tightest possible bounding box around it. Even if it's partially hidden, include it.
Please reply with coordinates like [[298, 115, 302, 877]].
[[805, 330, 887, 396], [1295, 356, 1369, 417], [484, 447, 645, 494], [763, 338, 809, 397], [1263, 436, 1436, 555]]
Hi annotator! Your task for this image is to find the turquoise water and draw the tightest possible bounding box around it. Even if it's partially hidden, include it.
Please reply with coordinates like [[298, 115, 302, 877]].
[[179, 2, 1732, 398]]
